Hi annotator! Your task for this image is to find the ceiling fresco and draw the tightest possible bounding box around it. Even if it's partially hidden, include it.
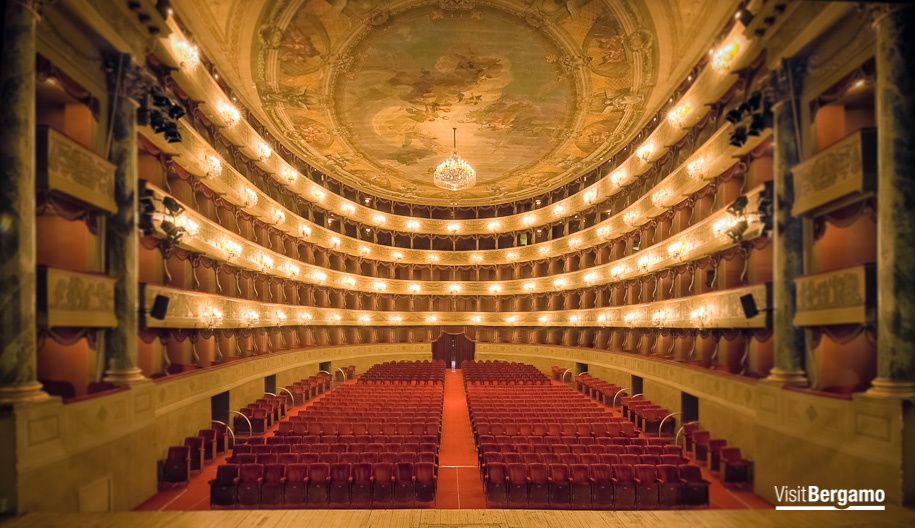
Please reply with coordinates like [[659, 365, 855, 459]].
[[174, 0, 738, 206]]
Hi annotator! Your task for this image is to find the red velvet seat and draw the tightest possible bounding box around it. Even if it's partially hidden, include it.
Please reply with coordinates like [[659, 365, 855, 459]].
[[393, 462, 415, 507], [528, 463, 549, 507], [708, 439, 728, 472], [260, 463, 285, 508], [184, 436, 205, 471], [679, 465, 710, 507], [569, 464, 592, 509], [306, 462, 331, 505], [506, 463, 529, 506], [590, 463, 613, 509], [283, 463, 308, 507], [692, 431, 711, 463], [329, 462, 353, 506], [372, 462, 395, 506], [657, 464, 681, 509], [640, 455, 661, 466], [198, 429, 218, 462], [350, 462, 373, 507], [414, 461, 437, 504], [163, 446, 190, 484], [721, 447, 749, 483], [256, 454, 278, 465], [611, 464, 637, 509], [548, 464, 571, 507], [236, 463, 264, 507], [208, 464, 238, 508], [634, 464, 660, 509], [484, 462, 508, 505]]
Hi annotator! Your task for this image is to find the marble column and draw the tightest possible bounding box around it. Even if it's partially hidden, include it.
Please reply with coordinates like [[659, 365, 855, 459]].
[[0, 1, 48, 404], [766, 58, 808, 386], [868, 5, 915, 398], [103, 53, 146, 384]]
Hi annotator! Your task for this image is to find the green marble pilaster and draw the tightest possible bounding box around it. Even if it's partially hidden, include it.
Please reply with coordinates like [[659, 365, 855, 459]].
[[102, 54, 145, 384], [767, 87, 808, 386], [869, 6, 915, 398], [0, 1, 47, 404]]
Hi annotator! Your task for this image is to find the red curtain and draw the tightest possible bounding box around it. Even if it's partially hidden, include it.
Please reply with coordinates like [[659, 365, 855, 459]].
[[432, 332, 475, 366]]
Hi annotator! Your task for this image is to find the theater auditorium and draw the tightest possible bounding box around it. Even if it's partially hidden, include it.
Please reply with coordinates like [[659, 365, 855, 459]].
[[0, 1, 913, 526]]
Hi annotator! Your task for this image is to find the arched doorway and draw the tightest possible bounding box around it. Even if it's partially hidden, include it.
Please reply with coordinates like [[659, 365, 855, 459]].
[[432, 332, 475, 367]]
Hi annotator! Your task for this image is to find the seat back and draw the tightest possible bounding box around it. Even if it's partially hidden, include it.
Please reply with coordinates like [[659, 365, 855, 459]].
[[213, 464, 238, 484], [330, 462, 351, 481], [590, 463, 612, 483], [679, 464, 703, 482], [721, 446, 743, 462], [239, 463, 264, 482], [307, 462, 330, 481], [612, 464, 635, 483]]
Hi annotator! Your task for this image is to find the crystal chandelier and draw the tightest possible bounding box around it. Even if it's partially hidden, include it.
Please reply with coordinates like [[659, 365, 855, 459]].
[[434, 128, 476, 191]]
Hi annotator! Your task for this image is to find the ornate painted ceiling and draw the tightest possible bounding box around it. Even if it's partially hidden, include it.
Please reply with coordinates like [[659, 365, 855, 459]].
[[173, 0, 738, 206]]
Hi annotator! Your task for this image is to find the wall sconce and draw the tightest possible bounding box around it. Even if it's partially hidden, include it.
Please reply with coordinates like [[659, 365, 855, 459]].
[[282, 167, 297, 184], [539, 246, 550, 255], [272, 209, 286, 225], [568, 238, 581, 249], [174, 216, 199, 237], [651, 309, 670, 327], [406, 220, 420, 230], [242, 310, 259, 327], [569, 315, 580, 325], [610, 170, 626, 187], [523, 282, 536, 292], [171, 36, 200, 69], [597, 313, 608, 325], [623, 211, 640, 227], [240, 188, 258, 208], [408, 283, 421, 294], [201, 306, 223, 328], [583, 272, 599, 285], [425, 315, 438, 323], [689, 305, 710, 328], [471, 315, 482, 323], [687, 157, 706, 180], [449, 284, 462, 295], [713, 42, 740, 72], [487, 221, 501, 232], [667, 104, 690, 129], [637, 254, 657, 272], [506, 316, 518, 324], [340, 277, 356, 288], [538, 315, 548, 324], [390, 315, 403, 324], [311, 188, 326, 201], [667, 240, 692, 261], [358, 314, 371, 324], [553, 278, 567, 290], [312, 270, 327, 283], [204, 154, 222, 179], [341, 203, 356, 215], [330, 314, 341, 322], [276, 311, 287, 324], [219, 239, 241, 259], [358, 245, 370, 256], [636, 142, 654, 162], [299, 312, 313, 323], [447, 223, 460, 233], [392, 251, 404, 261], [522, 215, 536, 227], [284, 263, 300, 278], [651, 189, 670, 208], [257, 253, 274, 271], [507, 252, 519, 260], [329, 237, 341, 249], [427, 254, 440, 263], [624, 312, 638, 327], [218, 101, 240, 127], [583, 188, 598, 204], [256, 142, 271, 162], [610, 264, 629, 280], [299, 224, 312, 238], [489, 284, 502, 294], [553, 204, 566, 217], [373, 281, 387, 292], [471, 254, 483, 263], [596, 226, 610, 238]]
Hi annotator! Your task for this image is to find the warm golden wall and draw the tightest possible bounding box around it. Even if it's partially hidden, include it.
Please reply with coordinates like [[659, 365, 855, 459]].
[[11, 343, 430, 513]]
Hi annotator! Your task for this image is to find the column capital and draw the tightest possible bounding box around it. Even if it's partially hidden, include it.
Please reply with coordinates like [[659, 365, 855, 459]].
[[765, 55, 808, 106], [102, 52, 154, 104]]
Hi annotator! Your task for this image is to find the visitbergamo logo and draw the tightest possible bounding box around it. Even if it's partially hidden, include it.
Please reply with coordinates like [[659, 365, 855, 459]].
[[774, 485, 885, 510]]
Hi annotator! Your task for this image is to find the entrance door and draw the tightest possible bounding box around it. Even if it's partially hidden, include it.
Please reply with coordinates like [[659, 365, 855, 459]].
[[432, 333, 475, 366]]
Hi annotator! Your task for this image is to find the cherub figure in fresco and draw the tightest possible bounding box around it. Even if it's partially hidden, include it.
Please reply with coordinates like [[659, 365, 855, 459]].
[[589, 89, 643, 113], [261, 87, 326, 111]]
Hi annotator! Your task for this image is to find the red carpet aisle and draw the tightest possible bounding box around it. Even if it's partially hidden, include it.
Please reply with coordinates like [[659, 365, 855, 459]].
[[435, 369, 487, 509]]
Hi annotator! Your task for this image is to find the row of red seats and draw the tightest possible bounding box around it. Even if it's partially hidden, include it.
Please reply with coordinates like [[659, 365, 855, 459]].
[[285, 373, 332, 405], [574, 373, 624, 406], [462, 361, 550, 384], [357, 360, 446, 383], [257, 434, 440, 445], [234, 441, 440, 455], [228, 451, 438, 466], [476, 435, 663, 448], [482, 452, 688, 471], [473, 421, 637, 438], [682, 424, 750, 483], [480, 443, 681, 457], [277, 421, 441, 436], [234, 393, 291, 436], [484, 462, 709, 509], [210, 461, 436, 509]]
